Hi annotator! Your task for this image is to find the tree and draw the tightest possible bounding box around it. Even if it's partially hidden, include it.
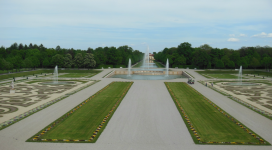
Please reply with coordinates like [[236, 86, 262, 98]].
[[192, 50, 210, 69], [175, 55, 186, 66], [29, 43, 33, 49], [63, 54, 73, 68], [221, 55, 230, 68], [227, 61, 235, 69], [230, 51, 240, 67], [215, 60, 224, 69], [31, 56, 40, 69], [42, 58, 50, 68], [199, 44, 212, 51], [10, 42, 18, 50], [84, 53, 96, 69], [250, 57, 260, 70], [51, 54, 64, 67], [18, 43, 24, 50], [74, 53, 83, 69], [23, 58, 33, 70], [56, 45, 61, 51], [238, 57, 248, 68], [177, 42, 193, 65], [262, 57, 272, 71]]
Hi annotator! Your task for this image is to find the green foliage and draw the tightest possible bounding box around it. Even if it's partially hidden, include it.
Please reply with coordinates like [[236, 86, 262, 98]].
[[74, 53, 83, 68], [51, 54, 64, 67], [63, 54, 73, 68], [84, 53, 96, 69], [215, 60, 224, 69]]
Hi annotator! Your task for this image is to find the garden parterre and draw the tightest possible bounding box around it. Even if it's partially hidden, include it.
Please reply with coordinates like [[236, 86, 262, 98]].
[[0, 79, 99, 130]]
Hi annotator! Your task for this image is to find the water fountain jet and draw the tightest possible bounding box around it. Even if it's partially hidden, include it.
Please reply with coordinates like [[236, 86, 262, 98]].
[[165, 59, 169, 77], [128, 58, 131, 77]]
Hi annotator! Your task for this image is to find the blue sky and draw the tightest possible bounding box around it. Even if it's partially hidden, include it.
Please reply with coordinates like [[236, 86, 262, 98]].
[[0, 0, 271, 53]]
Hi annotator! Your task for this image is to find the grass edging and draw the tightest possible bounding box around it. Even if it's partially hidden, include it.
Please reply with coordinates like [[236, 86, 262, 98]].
[[198, 80, 272, 121], [27, 81, 133, 143], [103, 70, 114, 78], [165, 82, 270, 145], [184, 71, 194, 79], [0, 80, 100, 131]]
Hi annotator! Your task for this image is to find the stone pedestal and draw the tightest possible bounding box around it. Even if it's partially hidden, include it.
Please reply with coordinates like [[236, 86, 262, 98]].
[[10, 89, 15, 94]]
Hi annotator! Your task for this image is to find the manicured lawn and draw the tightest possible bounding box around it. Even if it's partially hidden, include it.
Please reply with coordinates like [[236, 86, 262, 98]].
[[166, 82, 268, 144], [58, 73, 96, 78], [30, 82, 132, 142], [206, 74, 239, 79], [133, 61, 143, 68], [154, 60, 164, 68]]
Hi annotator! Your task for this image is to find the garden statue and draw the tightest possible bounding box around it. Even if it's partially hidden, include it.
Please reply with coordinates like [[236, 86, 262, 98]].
[[10, 81, 15, 94], [11, 81, 14, 89]]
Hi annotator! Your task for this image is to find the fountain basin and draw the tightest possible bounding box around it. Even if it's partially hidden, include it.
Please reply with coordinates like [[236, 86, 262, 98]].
[[111, 74, 186, 80]]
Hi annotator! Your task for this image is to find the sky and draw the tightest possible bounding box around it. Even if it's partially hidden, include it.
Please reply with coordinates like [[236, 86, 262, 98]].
[[0, 0, 272, 53]]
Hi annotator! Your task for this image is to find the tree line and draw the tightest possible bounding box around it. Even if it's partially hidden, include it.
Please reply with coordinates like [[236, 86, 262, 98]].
[[0, 43, 143, 72], [154, 42, 272, 71]]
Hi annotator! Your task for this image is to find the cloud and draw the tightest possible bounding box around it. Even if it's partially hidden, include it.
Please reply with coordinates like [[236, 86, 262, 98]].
[[252, 32, 272, 38], [239, 34, 246, 37], [227, 38, 239, 42], [229, 34, 235, 37]]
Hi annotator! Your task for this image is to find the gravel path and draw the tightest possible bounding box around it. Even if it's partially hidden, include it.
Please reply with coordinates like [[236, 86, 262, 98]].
[[0, 69, 271, 150]]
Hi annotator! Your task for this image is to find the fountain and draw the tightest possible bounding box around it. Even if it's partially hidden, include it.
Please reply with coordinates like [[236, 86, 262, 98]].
[[109, 46, 187, 80], [225, 66, 258, 86], [54, 65, 58, 84], [128, 58, 131, 77], [142, 46, 150, 69], [165, 59, 169, 77], [237, 66, 242, 85], [40, 65, 74, 85]]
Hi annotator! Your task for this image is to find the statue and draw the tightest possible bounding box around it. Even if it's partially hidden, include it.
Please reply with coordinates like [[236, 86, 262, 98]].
[[10, 81, 15, 94], [11, 81, 14, 89]]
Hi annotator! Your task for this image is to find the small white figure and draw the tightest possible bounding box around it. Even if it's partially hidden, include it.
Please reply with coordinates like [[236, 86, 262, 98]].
[[11, 81, 14, 89]]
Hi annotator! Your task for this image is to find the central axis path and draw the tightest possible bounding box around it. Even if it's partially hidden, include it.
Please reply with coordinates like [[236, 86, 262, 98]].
[[97, 80, 193, 148]]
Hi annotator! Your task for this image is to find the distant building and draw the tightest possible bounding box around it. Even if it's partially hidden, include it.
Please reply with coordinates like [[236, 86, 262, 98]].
[[149, 53, 154, 60]]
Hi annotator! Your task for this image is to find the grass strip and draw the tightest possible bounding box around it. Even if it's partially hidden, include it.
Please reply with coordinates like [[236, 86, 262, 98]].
[[165, 82, 270, 145], [0, 80, 100, 131], [184, 71, 194, 79], [27, 81, 133, 143], [153, 60, 165, 68], [132, 61, 143, 68], [103, 70, 114, 78]]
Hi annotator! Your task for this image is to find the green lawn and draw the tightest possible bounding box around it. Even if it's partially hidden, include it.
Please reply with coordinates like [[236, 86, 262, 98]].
[[28, 82, 132, 142], [205, 74, 239, 79], [166, 82, 268, 144], [154, 60, 164, 68], [58, 73, 96, 78], [133, 61, 143, 68]]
